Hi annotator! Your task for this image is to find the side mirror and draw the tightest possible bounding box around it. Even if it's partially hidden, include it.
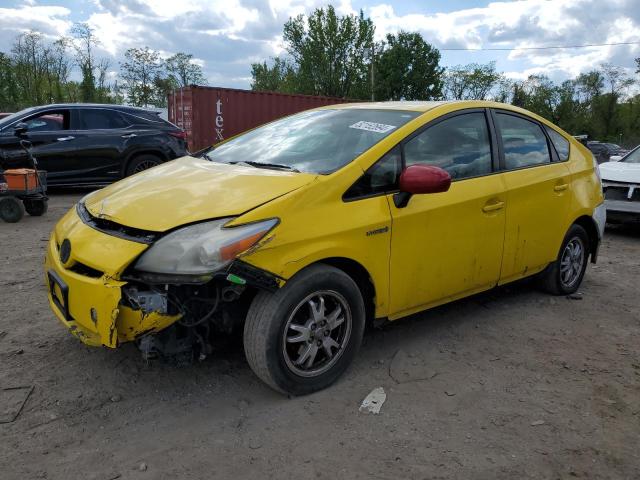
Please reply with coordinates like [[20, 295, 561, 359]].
[[13, 122, 29, 138], [609, 155, 622, 162], [394, 165, 451, 208]]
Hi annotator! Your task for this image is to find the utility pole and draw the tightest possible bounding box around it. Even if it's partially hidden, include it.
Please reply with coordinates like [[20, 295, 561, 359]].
[[370, 44, 375, 102]]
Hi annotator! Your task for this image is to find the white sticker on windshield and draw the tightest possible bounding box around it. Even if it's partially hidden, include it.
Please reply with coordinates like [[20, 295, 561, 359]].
[[349, 121, 397, 134]]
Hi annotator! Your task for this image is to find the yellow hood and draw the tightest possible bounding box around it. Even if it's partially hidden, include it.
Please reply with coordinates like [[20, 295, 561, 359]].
[[84, 156, 315, 231]]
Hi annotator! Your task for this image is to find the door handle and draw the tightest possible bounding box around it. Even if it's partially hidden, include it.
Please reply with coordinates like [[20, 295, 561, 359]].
[[56, 136, 75, 142], [482, 201, 505, 213], [122, 133, 137, 139], [554, 184, 568, 192]]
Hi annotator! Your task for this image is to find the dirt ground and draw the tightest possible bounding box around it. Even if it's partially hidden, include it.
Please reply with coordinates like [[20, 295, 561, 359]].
[[1, 192, 639, 480]]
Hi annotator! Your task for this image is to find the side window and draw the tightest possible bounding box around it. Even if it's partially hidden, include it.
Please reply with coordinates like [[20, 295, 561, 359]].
[[344, 147, 401, 200], [23, 111, 67, 132], [545, 126, 570, 161], [404, 113, 492, 180], [496, 113, 551, 169], [79, 109, 129, 130]]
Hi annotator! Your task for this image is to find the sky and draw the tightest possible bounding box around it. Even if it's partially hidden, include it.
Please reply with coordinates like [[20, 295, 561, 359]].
[[0, 0, 639, 89]]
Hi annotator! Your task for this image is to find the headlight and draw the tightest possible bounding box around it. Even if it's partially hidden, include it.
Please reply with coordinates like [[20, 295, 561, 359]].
[[134, 217, 278, 275]]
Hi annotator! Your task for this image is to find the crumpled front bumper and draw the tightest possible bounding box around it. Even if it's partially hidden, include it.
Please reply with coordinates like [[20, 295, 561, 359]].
[[44, 208, 181, 348]]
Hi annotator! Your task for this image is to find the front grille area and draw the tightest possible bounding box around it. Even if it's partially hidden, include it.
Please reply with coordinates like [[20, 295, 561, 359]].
[[68, 262, 103, 278], [604, 184, 639, 202], [76, 202, 160, 244]]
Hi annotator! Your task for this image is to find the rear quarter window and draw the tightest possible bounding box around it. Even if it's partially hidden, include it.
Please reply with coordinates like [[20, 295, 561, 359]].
[[545, 126, 570, 161]]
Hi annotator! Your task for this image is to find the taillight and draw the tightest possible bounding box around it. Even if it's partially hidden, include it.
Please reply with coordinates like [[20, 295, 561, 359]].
[[169, 130, 187, 140]]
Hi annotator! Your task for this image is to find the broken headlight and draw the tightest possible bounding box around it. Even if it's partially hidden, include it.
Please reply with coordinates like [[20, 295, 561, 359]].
[[134, 218, 278, 276]]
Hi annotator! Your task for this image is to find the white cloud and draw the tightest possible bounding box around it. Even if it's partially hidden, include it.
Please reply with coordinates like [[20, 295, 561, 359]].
[[0, 0, 639, 88]]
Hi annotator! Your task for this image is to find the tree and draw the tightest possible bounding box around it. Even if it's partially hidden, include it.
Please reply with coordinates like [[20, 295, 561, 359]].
[[444, 62, 501, 100], [165, 52, 206, 87], [373, 31, 443, 101], [251, 57, 297, 92], [281, 5, 375, 98], [71, 23, 100, 102], [120, 47, 163, 106]]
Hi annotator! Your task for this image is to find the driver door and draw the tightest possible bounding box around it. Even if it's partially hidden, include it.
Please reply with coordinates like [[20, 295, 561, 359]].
[[387, 110, 507, 319]]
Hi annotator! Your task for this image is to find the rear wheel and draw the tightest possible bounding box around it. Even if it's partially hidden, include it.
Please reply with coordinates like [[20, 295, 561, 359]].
[[0, 196, 25, 223], [243, 264, 365, 396], [539, 224, 589, 295], [23, 198, 48, 216], [126, 154, 162, 176]]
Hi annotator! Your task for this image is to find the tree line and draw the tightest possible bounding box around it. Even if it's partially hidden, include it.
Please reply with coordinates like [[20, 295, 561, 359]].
[[0, 24, 206, 111], [252, 5, 640, 146], [1, 8, 639, 146]]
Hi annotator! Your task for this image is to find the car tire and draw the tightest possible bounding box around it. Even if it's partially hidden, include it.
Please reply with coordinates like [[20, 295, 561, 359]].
[[243, 264, 366, 396], [539, 224, 589, 295], [23, 199, 48, 216], [0, 196, 25, 223], [126, 154, 162, 176]]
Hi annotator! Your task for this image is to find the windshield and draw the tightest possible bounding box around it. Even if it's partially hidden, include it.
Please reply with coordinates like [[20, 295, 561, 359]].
[[0, 107, 37, 130], [622, 146, 640, 164], [205, 108, 420, 174]]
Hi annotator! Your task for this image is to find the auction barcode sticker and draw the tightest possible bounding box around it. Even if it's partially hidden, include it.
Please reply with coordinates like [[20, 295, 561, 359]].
[[349, 121, 397, 134]]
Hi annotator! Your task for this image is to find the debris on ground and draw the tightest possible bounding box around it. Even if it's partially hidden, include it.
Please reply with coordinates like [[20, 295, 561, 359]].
[[530, 420, 546, 426], [0, 385, 34, 423], [567, 293, 583, 300], [359, 387, 386, 414]]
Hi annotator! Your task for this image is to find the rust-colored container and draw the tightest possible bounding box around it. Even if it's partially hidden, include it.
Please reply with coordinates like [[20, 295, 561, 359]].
[[4, 168, 38, 191], [168, 86, 350, 152]]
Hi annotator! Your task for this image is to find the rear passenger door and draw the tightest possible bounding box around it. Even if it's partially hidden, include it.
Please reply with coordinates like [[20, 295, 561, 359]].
[[68, 108, 132, 183], [492, 110, 572, 284]]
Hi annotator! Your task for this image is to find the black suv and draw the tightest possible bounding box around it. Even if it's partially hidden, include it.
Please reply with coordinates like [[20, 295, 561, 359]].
[[0, 104, 188, 186], [587, 141, 628, 164]]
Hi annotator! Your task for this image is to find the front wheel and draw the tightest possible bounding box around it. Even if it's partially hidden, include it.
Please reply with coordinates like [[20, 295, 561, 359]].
[[243, 264, 365, 396], [539, 224, 589, 295]]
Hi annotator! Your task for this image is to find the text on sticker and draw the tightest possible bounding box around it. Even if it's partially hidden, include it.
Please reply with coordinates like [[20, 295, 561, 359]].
[[349, 121, 397, 134]]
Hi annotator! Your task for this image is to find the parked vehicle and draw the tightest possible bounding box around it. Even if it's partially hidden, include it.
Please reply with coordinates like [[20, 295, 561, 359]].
[[600, 145, 640, 223], [0, 113, 13, 120], [0, 104, 188, 186], [45, 101, 605, 395], [587, 141, 627, 163]]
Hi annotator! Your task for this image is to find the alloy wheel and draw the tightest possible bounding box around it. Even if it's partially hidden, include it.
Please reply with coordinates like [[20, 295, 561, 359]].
[[560, 237, 585, 288], [282, 290, 352, 378]]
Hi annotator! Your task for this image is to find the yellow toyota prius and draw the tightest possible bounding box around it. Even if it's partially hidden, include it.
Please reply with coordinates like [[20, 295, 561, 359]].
[[45, 101, 605, 395]]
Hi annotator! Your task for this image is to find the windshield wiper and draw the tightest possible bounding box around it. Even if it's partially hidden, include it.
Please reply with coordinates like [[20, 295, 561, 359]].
[[230, 161, 300, 173]]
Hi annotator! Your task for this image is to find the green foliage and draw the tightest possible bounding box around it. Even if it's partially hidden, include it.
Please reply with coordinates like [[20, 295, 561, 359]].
[[444, 62, 501, 100], [374, 31, 444, 101], [165, 53, 207, 88], [252, 5, 375, 99]]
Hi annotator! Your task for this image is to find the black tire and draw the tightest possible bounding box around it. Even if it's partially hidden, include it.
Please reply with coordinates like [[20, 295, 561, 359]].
[[243, 264, 366, 396], [125, 154, 162, 176], [0, 196, 25, 223], [539, 224, 589, 295], [23, 198, 48, 216]]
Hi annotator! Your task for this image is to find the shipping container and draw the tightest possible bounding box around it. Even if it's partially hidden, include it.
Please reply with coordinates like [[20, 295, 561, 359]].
[[168, 86, 349, 152]]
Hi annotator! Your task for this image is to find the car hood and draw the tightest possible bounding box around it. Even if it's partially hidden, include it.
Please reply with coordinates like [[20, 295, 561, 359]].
[[600, 161, 640, 184], [84, 156, 316, 232]]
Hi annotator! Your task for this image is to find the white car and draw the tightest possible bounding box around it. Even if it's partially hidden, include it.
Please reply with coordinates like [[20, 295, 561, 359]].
[[600, 146, 640, 223]]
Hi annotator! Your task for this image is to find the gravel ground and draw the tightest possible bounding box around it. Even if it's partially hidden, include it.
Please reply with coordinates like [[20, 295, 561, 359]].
[[1, 192, 639, 480]]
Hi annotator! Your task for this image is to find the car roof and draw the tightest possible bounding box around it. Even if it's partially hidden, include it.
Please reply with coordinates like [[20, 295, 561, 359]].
[[322, 100, 545, 114], [26, 103, 161, 115]]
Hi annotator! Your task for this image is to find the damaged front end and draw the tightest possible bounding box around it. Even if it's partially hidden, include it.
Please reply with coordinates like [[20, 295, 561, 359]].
[[120, 262, 279, 362], [45, 202, 281, 362]]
